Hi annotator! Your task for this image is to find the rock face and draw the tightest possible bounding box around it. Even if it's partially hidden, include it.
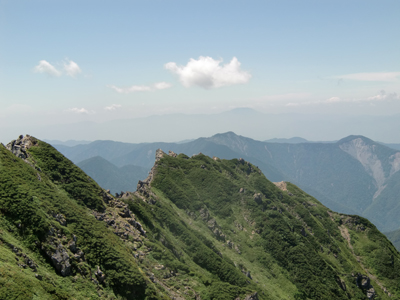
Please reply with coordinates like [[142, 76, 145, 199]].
[[356, 273, 375, 299], [5, 134, 36, 159], [95, 265, 106, 283], [339, 137, 400, 199], [49, 244, 72, 277]]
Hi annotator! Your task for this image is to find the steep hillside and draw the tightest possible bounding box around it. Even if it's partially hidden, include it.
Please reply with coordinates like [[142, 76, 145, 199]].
[[2, 135, 400, 299], [205, 133, 400, 232], [137, 150, 400, 299], [52, 133, 400, 234]]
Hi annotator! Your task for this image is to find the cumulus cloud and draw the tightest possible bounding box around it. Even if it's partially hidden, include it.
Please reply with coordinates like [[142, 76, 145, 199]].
[[104, 104, 122, 111], [165, 56, 251, 89], [67, 107, 94, 114], [325, 97, 342, 103], [34, 59, 82, 77], [63, 60, 82, 77], [34, 60, 62, 77], [108, 85, 152, 93], [154, 82, 172, 90], [367, 90, 399, 101], [108, 82, 172, 94], [334, 72, 400, 82], [285, 90, 399, 107]]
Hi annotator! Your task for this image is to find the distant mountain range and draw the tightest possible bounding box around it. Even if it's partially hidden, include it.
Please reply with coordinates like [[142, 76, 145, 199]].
[[77, 156, 148, 194]]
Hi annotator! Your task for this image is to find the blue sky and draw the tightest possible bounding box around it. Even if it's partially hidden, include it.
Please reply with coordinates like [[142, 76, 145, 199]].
[[1, 0, 400, 142]]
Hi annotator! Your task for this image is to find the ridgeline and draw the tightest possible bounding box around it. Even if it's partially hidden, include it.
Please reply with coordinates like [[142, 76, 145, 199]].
[[1, 135, 399, 299]]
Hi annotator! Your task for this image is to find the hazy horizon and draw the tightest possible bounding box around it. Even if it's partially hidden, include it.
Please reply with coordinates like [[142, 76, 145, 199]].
[[1, 1, 399, 144]]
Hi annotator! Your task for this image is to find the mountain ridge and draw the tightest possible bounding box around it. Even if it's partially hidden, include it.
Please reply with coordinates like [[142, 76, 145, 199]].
[[1, 135, 400, 299]]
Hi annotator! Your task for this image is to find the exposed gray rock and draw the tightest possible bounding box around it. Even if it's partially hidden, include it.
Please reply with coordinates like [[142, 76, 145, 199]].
[[119, 207, 132, 218], [199, 208, 210, 221], [356, 273, 375, 299], [68, 235, 77, 253], [168, 150, 177, 157], [6, 135, 36, 160], [102, 190, 114, 204], [53, 213, 67, 226], [48, 243, 71, 277], [95, 265, 106, 283], [155, 149, 165, 161]]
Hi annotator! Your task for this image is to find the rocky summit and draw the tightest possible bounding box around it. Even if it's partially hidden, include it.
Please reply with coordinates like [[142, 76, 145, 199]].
[[0, 135, 400, 299]]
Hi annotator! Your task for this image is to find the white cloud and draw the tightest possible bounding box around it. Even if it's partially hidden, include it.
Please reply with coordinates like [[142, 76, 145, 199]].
[[34, 60, 62, 77], [108, 82, 172, 93], [285, 90, 399, 107], [367, 90, 399, 101], [154, 82, 172, 90], [104, 104, 122, 111], [334, 72, 400, 82], [325, 97, 342, 103], [67, 107, 94, 114], [108, 84, 152, 94], [165, 56, 251, 89], [34, 59, 82, 77], [63, 60, 82, 77]]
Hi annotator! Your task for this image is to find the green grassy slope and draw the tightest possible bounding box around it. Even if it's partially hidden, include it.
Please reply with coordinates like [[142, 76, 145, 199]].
[[130, 151, 400, 299], [2, 136, 400, 299], [0, 138, 163, 299]]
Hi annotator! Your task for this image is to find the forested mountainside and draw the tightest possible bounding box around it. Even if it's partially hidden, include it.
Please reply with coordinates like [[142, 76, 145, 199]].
[[1, 135, 400, 299]]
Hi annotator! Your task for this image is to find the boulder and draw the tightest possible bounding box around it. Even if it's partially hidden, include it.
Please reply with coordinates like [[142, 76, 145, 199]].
[[49, 244, 71, 277]]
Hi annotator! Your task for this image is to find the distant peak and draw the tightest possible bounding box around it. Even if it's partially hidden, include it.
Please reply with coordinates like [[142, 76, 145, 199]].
[[212, 131, 238, 137], [225, 107, 260, 115], [337, 135, 374, 145]]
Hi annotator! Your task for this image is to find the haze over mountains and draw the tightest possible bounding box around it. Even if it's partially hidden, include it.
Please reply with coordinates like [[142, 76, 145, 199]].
[[4, 108, 400, 145], [53, 132, 400, 240]]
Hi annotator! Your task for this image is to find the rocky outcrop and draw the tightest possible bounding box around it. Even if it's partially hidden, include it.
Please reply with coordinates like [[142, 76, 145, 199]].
[[134, 149, 166, 202], [339, 137, 400, 199], [93, 197, 147, 239], [6, 134, 37, 160], [95, 265, 106, 283], [44, 227, 72, 277], [273, 181, 288, 192], [168, 150, 177, 157], [155, 148, 165, 161], [0, 239, 38, 272], [356, 274, 375, 299], [53, 213, 67, 226], [49, 244, 72, 277]]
